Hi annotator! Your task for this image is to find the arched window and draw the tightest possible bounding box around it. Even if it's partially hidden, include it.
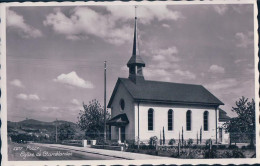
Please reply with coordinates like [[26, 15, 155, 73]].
[[119, 99, 125, 110], [148, 108, 154, 131], [168, 109, 173, 131], [203, 111, 209, 131], [186, 110, 192, 131]]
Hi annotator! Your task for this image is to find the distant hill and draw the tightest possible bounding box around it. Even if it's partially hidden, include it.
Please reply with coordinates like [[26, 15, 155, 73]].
[[8, 119, 84, 139]]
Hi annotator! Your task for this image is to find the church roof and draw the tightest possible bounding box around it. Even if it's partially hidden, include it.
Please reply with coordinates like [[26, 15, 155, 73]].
[[219, 108, 230, 122], [127, 54, 145, 67], [107, 113, 129, 126], [107, 78, 224, 108]]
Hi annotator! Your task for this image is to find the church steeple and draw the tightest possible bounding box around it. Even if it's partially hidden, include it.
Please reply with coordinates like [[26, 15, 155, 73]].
[[127, 6, 145, 83]]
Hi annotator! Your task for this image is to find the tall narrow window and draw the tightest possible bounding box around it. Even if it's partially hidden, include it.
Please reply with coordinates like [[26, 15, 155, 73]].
[[168, 109, 173, 131], [148, 108, 154, 131], [204, 111, 209, 131], [186, 110, 192, 131]]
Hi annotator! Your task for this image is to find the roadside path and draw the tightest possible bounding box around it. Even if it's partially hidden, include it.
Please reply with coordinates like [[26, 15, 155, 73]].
[[8, 142, 122, 160], [33, 143, 172, 160]]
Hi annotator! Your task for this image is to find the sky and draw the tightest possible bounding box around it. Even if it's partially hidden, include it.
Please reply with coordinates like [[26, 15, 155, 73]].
[[6, 4, 255, 123]]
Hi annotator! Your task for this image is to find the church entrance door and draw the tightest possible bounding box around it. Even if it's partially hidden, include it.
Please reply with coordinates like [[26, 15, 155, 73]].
[[121, 126, 125, 142]]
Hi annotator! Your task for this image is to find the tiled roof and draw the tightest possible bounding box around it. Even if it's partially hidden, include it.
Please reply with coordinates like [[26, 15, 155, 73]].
[[108, 78, 224, 108], [107, 113, 129, 126], [219, 108, 230, 122]]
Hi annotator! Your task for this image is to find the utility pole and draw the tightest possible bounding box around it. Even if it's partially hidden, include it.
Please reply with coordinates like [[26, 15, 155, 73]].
[[55, 118, 58, 143], [104, 61, 107, 142]]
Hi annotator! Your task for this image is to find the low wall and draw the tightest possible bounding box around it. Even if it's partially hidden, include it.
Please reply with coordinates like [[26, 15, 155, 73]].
[[91, 145, 122, 151], [61, 140, 83, 147]]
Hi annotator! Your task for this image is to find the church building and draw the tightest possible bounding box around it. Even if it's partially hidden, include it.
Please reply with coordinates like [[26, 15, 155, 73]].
[[107, 15, 229, 145]]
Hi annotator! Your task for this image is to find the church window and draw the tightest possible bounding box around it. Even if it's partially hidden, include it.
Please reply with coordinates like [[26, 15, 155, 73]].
[[129, 66, 135, 75], [203, 111, 209, 131], [137, 66, 143, 75], [186, 110, 192, 131], [148, 108, 154, 131], [168, 109, 173, 131], [120, 99, 125, 110]]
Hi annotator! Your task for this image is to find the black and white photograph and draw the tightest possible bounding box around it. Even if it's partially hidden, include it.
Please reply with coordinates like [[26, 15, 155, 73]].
[[1, 0, 259, 165]]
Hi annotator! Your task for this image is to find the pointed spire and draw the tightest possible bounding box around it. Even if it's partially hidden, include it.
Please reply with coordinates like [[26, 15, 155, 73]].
[[132, 6, 139, 56], [127, 6, 145, 67]]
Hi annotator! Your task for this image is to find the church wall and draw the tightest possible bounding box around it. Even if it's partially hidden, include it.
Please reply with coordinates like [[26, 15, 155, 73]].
[[137, 102, 217, 144], [110, 83, 135, 141]]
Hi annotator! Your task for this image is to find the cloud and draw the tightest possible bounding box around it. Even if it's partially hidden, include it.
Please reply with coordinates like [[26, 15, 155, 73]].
[[71, 99, 80, 105], [16, 93, 40, 100], [209, 65, 225, 74], [144, 68, 172, 82], [173, 69, 196, 80], [234, 59, 247, 64], [43, 6, 183, 45], [144, 67, 195, 82], [245, 68, 254, 74], [152, 47, 179, 63], [106, 5, 183, 24], [205, 78, 238, 91], [121, 66, 128, 72], [141, 45, 195, 82], [42, 106, 59, 112], [162, 24, 170, 28], [43, 7, 132, 45], [235, 32, 254, 48], [10, 79, 24, 88], [54, 71, 94, 89], [213, 5, 228, 15], [28, 94, 40, 100], [7, 8, 43, 38]]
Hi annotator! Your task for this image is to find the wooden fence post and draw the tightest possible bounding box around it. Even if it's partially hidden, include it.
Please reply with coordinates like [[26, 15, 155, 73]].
[[209, 139, 212, 158]]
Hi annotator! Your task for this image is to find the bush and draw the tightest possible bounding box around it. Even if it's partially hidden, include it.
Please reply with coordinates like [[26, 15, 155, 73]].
[[246, 144, 255, 149], [228, 145, 238, 149], [204, 149, 217, 158], [168, 138, 176, 145], [149, 136, 158, 147], [188, 138, 193, 145], [218, 149, 245, 158], [96, 138, 109, 145], [217, 145, 227, 149], [232, 149, 245, 158]]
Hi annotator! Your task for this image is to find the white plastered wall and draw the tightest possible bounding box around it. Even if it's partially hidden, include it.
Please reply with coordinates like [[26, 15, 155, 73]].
[[136, 102, 217, 144], [110, 83, 135, 141]]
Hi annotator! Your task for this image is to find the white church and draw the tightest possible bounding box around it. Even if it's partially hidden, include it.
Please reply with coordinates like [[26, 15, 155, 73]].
[[107, 15, 230, 145]]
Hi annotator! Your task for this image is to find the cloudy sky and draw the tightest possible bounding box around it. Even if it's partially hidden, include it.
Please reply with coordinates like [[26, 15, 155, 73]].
[[6, 4, 255, 122]]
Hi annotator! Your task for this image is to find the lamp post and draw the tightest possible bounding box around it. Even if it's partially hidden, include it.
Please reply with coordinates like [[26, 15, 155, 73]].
[[104, 61, 107, 143]]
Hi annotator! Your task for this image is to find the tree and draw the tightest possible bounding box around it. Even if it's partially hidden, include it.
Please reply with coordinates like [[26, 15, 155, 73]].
[[77, 99, 110, 139], [224, 97, 255, 146], [160, 130, 162, 145], [58, 123, 76, 141], [181, 126, 184, 146], [200, 126, 202, 144], [162, 126, 165, 145], [196, 131, 199, 144]]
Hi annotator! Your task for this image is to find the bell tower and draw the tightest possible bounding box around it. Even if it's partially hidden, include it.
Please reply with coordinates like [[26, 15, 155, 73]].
[[127, 6, 145, 83]]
